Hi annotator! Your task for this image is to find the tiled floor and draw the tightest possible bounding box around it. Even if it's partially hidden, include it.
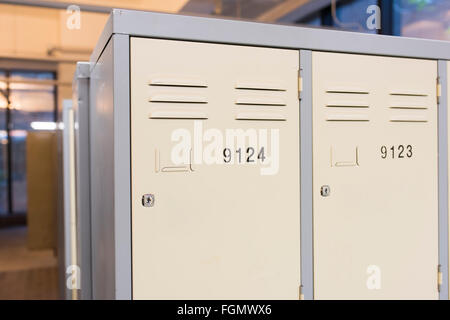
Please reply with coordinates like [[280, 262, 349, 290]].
[[0, 226, 59, 300]]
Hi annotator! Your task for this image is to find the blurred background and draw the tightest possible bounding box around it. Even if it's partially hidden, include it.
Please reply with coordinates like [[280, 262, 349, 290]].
[[0, 0, 448, 300]]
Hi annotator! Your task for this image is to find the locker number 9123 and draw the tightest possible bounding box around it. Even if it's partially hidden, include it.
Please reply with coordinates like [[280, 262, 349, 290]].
[[381, 145, 413, 159]]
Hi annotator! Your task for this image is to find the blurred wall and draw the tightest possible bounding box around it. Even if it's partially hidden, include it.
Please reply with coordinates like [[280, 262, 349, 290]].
[[0, 1, 187, 117], [26, 131, 58, 250]]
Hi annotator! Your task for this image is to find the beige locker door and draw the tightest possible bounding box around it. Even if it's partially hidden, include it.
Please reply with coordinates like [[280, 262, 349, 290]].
[[130, 38, 300, 299], [312, 52, 438, 299]]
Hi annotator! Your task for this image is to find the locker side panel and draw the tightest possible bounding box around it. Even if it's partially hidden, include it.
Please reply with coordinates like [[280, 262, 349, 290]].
[[130, 38, 301, 299], [90, 41, 116, 299], [72, 63, 92, 300], [312, 52, 439, 299], [89, 35, 132, 300], [448, 60, 450, 297]]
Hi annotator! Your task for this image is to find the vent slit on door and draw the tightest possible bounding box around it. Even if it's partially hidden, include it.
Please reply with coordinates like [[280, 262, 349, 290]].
[[235, 112, 286, 121], [389, 92, 428, 97], [235, 81, 286, 92], [234, 79, 287, 121], [325, 88, 370, 122], [148, 76, 209, 119], [235, 96, 286, 106], [326, 104, 369, 109], [389, 117, 428, 123], [149, 77, 208, 88], [326, 115, 370, 122], [149, 109, 208, 120], [149, 94, 208, 104], [389, 106, 428, 110], [326, 88, 369, 95]]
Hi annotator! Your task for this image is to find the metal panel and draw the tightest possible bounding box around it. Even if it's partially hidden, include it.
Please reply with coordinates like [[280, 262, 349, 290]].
[[91, 9, 450, 66], [299, 50, 313, 300], [62, 99, 77, 300], [72, 62, 92, 300], [112, 34, 132, 300], [90, 39, 115, 300], [440, 60, 450, 300], [312, 52, 439, 299], [448, 60, 450, 299], [130, 37, 300, 299], [90, 34, 132, 300]]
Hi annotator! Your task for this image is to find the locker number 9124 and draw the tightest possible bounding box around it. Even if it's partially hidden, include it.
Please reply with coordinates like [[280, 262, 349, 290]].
[[381, 145, 413, 159]]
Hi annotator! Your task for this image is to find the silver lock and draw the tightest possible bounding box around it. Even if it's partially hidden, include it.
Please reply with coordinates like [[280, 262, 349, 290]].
[[142, 194, 155, 207], [320, 185, 330, 197]]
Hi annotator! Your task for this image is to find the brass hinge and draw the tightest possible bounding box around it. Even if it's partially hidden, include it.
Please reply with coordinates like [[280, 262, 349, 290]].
[[298, 69, 303, 100], [438, 264, 443, 292], [299, 285, 305, 300], [437, 77, 442, 105]]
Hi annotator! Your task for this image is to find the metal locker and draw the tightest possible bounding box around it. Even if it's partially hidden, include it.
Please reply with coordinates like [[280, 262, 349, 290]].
[[72, 62, 92, 300], [62, 99, 77, 300], [84, 9, 450, 300], [61, 63, 93, 300], [130, 38, 301, 299], [312, 52, 439, 299]]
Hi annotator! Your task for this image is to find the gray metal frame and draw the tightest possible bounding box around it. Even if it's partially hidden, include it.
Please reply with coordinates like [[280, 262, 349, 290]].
[[112, 34, 132, 300], [62, 99, 74, 300], [91, 9, 450, 66], [72, 62, 93, 300], [300, 50, 314, 300], [89, 34, 132, 300], [89, 9, 450, 300], [438, 60, 449, 300]]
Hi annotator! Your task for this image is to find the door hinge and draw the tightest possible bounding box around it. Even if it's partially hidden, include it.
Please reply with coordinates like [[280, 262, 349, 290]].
[[438, 264, 443, 292], [437, 77, 442, 105], [298, 69, 303, 100], [299, 284, 305, 300]]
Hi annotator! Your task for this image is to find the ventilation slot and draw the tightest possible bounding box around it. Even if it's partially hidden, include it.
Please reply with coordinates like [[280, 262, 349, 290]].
[[390, 92, 428, 97], [389, 117, 428, 123], [149, 77, 207, 88], [389, 106, 428, 110], [325, 89, 370, 123], [326, 87, 369, 95], [236, 112, 286, 121], [235, 81, 286, 91], [234, 80, 287, 121], [148, 76, 209, 120], [149, 94, 207, 104], [326, 102, 369, 109], [388, 92, 429, 123], [149, 109, 208, 120], [236, 96, 286, 106], [326, 115, 370, 122]]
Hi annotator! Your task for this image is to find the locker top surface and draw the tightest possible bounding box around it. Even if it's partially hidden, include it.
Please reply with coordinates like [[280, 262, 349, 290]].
[[73, 62, 90, 86], [90, 8, 450, 67]]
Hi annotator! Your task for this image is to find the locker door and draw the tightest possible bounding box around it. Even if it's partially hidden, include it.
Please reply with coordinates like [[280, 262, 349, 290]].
[[130, 38, 300, 299], [312, 52, 438, 299]]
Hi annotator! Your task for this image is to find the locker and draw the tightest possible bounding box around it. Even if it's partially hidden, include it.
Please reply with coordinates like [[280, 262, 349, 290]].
[[72, 62, 92, 300], [75, 9, 450, 300], [130, 38, 300, 299], [61, 62, 92, 300], [312, 52, 438, 299]]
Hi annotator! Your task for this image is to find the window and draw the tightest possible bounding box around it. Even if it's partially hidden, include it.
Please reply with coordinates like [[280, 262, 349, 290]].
[[393, 0, 450, 40], [334, 0, 379, 33], [0, 71, 7, 215], [0, 70, 56, 216]]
